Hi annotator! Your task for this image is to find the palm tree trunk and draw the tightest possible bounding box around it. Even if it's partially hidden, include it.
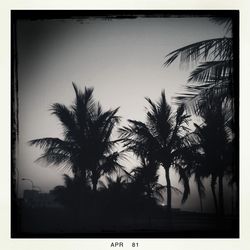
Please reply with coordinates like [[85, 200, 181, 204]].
[[218, 174, 224, 216], [91, 169, 100, 192], [211, 176, 218, 214], [165, 166, 172, 211], [231, 184, 234, 215], [236, 184, 239, 215], [196, 176, 203, 213], [92, 172, 98, 192], [93, 179, 98, 192], [146, 184, 151, 198], [199, 193, 203, 213]]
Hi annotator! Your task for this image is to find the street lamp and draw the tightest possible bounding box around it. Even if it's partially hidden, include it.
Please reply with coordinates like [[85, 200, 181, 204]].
[[16, 167, 19, 195], [33, 186, 42, 193], [21, 178, 35, 190]]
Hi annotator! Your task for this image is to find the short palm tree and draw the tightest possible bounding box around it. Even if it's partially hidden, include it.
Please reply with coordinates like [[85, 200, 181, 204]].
[[51, 174, 91, 209], [119, 91, 190, 210], [99, 174, 129, 191], [29, 83, 124, 191], [130, 158, 161, 200]]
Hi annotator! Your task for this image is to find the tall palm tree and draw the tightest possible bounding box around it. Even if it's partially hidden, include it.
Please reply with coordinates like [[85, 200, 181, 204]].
[[164, 16, 237, 215], [29, 83, 124, 191], [119, 91, 190, 211]]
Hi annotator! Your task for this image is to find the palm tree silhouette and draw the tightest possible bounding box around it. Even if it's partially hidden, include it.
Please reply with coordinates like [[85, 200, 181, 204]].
[[164, 16, 236, 215], [98, 174, 130, 215], [29, 83, 124, 192], [119, 91, 190, 211], [184, 98, 233, 215], [51, 174, 92, 209], [130, 158, 162, 201], [175, 142, 207, 213]]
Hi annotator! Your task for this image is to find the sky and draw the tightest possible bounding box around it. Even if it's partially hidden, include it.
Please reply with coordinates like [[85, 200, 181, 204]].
[[16, 15, 233, 212]]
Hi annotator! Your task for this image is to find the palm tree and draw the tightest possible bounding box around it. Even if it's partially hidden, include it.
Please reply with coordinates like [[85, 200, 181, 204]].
[[164, 16, 237, 215], [29, 83, 124, 192], [130, 158, 162, 201], [184, 99, 233, 215], [119, 91, 190, 211], [51, 174, 92, 209], [174, 142, 207, 213], [98, 174, 130, 208]]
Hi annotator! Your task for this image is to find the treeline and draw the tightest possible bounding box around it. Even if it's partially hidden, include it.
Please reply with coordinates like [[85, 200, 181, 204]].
[[29, 17, 237, 220]]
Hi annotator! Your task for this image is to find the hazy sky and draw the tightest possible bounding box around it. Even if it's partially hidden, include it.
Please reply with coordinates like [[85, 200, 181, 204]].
[[16, 16, 232, 212]]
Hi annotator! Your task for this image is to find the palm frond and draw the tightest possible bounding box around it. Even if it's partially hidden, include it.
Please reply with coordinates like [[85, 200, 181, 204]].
[[71, 83, 95, 131], [173, 80, 231, 115], [50, 103, 77, 140], [100, 151, 125, 175], [35, 151, 71, 170], [29, 137, 70, 149], [119, 119, 160, 158], [29, 138, 74, 169], [210, 17, 232, 34], [188, 60, 233, 83], [164, 38, 232, 67], [145, 91, 174, 145]]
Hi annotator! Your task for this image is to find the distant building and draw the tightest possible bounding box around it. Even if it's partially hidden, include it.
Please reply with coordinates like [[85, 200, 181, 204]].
[[23, 190, 62, 208]]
